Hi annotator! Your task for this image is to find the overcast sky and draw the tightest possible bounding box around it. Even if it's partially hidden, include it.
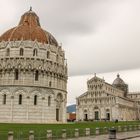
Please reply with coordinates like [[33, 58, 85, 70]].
[[0, 0, 140, 104]]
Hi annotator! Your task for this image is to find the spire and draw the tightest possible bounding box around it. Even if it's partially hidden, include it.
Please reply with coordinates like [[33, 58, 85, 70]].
[[117, 73, 120, 78], [94, 73, 96, 77], [29, 6, 32, 11]]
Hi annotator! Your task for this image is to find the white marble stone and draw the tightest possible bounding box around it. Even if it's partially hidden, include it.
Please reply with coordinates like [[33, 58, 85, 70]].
[[76, 75, 140, 121], [0, 40, 68, 123]]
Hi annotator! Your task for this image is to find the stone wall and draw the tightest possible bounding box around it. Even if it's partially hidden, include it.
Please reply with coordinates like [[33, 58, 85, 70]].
[[0, 86, 67, 123], [0, 40, 68, 123]]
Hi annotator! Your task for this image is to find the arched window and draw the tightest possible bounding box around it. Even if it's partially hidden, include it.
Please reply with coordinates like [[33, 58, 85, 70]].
[[33, 49, 38, 56], [57, 93, 63, 102], [34, 95, 37, 105], [35, 70, 39, 81], [48, 96, 51, 106], [19, 94, 22, 105], [20, 48, 24, 56], [49, 81, 52, 87], [15, 69, 19, 80], [6, 48, 10, 56], [56, 55, 59, 62], [3, 94, 6, 105], [47, 51, 50, 59]]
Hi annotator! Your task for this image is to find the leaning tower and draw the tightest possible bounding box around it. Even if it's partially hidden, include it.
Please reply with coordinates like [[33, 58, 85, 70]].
[[0, 8, 68, 123]]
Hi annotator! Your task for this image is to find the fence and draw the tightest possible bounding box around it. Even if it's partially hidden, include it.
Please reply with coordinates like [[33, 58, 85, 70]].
[[1, 124, 140, 140]]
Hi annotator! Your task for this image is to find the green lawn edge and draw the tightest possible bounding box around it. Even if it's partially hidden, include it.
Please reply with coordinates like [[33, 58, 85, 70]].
[[0, 121, 139, 140]]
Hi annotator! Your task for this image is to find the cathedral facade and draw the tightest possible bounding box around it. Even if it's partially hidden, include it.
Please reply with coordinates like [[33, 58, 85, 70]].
[[76, 74, 140, 121], [0, 9, 68, 123]]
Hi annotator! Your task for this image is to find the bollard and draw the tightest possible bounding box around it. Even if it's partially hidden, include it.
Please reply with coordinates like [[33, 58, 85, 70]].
[[124, 126, 127, 132], [95, 128, 100, 135], [131, 125, 134, 131], [8, 131, 14, 140], [74, 129, 79, 137], [29, 130, 34, 140], [118, 126, 121, 132], [47, 130, 52, 140], [136, 125, 139, 130], [134, 125, 137, 130], [134, 125, 137, 131], [104, 127, 108, 133], [138, 125, 140, 130], [135, 125, 137, 130], [62, 129, 67, 139], [129, 125, 132, 131], [109, 128, 116, 139], [85, 128, 90, 136]]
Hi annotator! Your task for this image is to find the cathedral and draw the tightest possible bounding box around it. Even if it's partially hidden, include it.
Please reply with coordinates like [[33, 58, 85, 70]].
[[76, 74, 140, 121], [0, 8, 68, 123]]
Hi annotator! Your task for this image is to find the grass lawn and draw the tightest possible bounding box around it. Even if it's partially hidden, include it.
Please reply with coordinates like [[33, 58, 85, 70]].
[[0, 121, 140, 140]]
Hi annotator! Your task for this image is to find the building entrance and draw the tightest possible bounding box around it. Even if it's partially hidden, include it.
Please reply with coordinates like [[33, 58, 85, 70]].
[[95, 111, 99, 120], [84, 114, 88, 121], [56, 109, 59, 121], [106, 113, 110, 120]]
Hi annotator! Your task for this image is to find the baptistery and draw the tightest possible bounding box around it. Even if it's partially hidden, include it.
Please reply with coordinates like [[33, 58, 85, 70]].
[[0, 8, 68, 123]]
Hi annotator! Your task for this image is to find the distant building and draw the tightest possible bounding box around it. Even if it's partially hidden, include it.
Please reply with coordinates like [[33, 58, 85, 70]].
[[0, 8, 68, 123], [67, 104, 76, 121], [67, 113, 76, 122], [76, 74, 140, 121]]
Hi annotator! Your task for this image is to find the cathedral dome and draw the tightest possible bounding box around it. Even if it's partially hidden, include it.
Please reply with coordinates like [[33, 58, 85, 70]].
[[0, 8, 58, 46], [0, 8, 67, 124], [112, 74, 125, 86]]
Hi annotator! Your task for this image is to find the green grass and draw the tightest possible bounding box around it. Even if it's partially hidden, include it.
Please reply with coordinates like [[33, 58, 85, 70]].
[[0, 121, 140, 140]]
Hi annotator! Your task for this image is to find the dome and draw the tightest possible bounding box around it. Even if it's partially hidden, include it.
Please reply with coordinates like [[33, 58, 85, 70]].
[[112, 74, 125, 85], [0, 7, 58, 46]]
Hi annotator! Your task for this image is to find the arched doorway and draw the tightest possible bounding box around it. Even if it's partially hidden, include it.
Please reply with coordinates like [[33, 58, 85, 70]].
[[106, 109, 110, 121], [84, 110, 88, 121], [95, 111, 99, 120], [56, 108, 59, 121], [94, 106, 100, 120], [56, 93, 63, 122]]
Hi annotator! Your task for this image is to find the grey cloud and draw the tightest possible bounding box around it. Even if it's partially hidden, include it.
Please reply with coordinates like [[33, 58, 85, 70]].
[[39, 0, 118, 36], [0, 0, 140, 76]]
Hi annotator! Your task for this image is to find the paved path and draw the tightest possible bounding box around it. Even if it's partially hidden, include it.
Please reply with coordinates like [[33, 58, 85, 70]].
[[67, 130, 140, 140], [127, 138, 140, 140]]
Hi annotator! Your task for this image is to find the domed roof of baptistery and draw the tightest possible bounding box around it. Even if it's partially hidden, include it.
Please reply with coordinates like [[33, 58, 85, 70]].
[[0, 7, 58, 46], [112, 74, 125, 86]]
